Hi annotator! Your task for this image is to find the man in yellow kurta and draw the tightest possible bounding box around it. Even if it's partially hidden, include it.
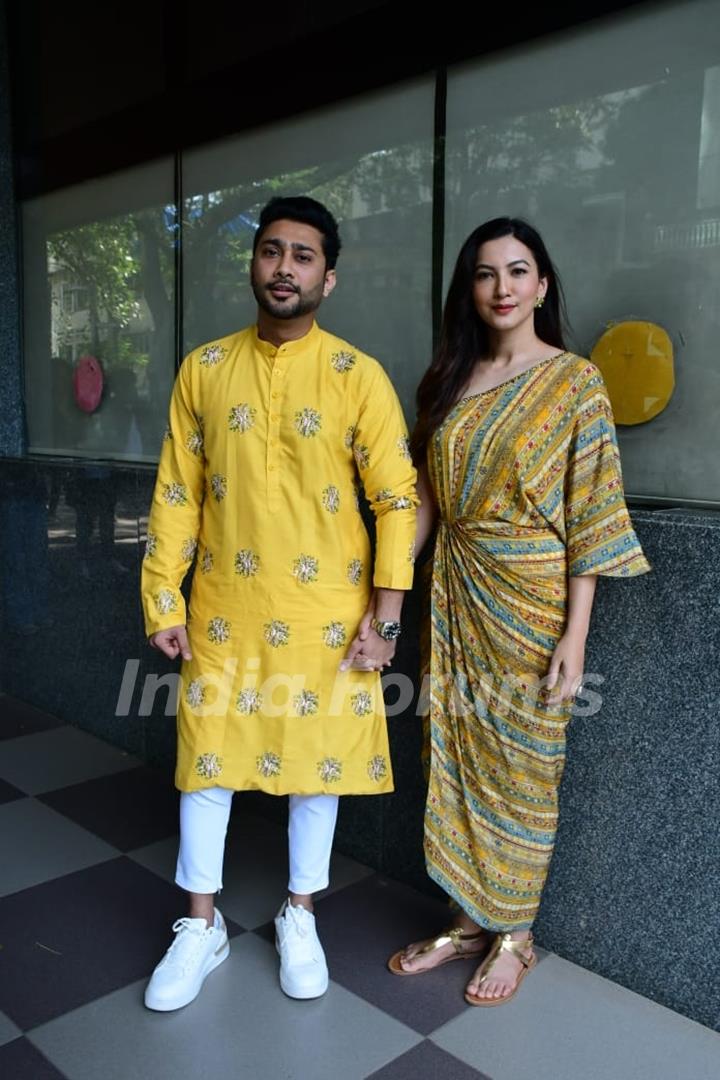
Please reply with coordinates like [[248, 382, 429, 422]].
[[141, 196, 417, 1009]]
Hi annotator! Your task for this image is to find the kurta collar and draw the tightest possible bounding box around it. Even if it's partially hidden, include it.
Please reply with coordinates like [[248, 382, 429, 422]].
[[252, 320, 322, 359]]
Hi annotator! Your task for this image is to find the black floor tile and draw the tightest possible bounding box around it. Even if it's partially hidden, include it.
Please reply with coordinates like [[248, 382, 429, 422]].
[[0, 776, 26, 804], [0, 696, 63, 740], [0, 856, 245, 1030], [366, 1040, 493, 1079], [256, 874, 477, 1035], [39, 767, 179, 851], [0, 1037, 69, 1079]]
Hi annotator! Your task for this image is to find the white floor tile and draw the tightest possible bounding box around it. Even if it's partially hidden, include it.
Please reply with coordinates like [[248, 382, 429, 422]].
[[0, 1010, 21, 1048], [30, 933, 421, 1080], [432, 953, 720, 1080], [0, 800, 118, 897]]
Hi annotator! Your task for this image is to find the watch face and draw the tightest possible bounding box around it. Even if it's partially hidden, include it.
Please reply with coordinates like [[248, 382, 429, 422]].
[[375, 620, 401, 641]]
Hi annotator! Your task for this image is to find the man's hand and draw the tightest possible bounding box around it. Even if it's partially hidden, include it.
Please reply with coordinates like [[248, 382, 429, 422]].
[[149, 624, 192, 661]]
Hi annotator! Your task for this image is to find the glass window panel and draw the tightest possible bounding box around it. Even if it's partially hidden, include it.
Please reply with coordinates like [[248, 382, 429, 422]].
[[445, 0, 720, 504], [22, 160, 176, 462], [182, 79, 435, 418]]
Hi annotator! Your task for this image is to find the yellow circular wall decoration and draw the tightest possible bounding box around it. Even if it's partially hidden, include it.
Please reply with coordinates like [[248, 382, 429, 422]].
[[590, 321, 674, 425]]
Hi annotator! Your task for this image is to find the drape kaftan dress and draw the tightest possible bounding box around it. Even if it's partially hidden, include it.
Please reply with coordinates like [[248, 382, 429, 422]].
[[424, 353, 649, 930], [141, 321, 417, 795]]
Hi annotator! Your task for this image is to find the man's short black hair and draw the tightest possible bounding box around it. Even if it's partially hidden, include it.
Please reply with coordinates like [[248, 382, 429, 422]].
[[254, 196, 342, 270]]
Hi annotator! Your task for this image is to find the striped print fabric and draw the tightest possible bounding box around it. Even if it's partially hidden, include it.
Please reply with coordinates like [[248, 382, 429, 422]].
[[423, 355, 649, 929]]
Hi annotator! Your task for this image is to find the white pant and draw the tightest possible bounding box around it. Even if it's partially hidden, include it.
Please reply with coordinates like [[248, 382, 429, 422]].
[[176, 788, 340, 896]]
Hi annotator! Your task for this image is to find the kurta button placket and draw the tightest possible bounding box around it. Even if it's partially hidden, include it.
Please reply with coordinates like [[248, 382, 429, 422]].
[[268, 351, 284, 510]]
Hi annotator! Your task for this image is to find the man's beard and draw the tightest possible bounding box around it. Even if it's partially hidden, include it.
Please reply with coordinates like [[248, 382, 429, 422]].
[[251, 278, 324, 320]]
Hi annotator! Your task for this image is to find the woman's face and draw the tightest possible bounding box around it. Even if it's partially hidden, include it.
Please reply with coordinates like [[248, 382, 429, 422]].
[[472, 235, 547, 333]]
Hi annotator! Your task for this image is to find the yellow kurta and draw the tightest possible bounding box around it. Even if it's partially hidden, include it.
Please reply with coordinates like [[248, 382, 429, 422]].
[[141, 321, 417, 795]]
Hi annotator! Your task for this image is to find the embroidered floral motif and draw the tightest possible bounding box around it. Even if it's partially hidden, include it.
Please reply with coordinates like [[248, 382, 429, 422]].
[[237, 688, 263, 714], [195, 752, 223, 779], [344, 425, 356, 449], [235, 549, 260, 577], [163, 425, 173, 442], [295, 407, 322, 437], [200, 343, 227, 367], [264, 620, 290, 648], [180, 537, 198, 562], [347, 558, 363, 586], [331, 350, 356, 373], [144, 532, 157, 559], [367, 755, 388, 782], [397, 434, 412, 461], [186, 680, 206, 708], [162, 482, 188, 507], [408, 542, 415, 564], [201, 548, 214, 574], [257, 751, 282, 778], [353, 443, 370, 470], [185, 429, 204, 456], [322, 622, 346, 649], [293, 554, 319, 584], [391, 496, 413, 510], [155, 588, 177, 615], [352, 691, 374, 717], [317, 757, 343, 784], [228, 403, 256, 433], [375, 488, 393, 502], [207, 616, 231, 644], [322, 485, 340, 514], [293, 689, 319, 716], [210, 474, 227, 501]]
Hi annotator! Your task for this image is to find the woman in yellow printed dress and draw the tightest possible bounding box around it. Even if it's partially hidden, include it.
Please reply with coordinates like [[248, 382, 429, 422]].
[[388, 218, 649, 1005]]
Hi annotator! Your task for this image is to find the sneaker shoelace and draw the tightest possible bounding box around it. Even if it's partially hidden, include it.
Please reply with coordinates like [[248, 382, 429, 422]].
[[161, 918, 211, 973], [282, 905, 320, 965]]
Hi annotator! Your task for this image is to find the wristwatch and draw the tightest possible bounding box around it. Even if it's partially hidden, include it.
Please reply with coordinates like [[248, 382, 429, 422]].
[[370, 617, 402, 641]]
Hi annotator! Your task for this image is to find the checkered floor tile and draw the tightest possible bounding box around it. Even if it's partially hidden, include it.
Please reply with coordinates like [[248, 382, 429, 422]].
[[1, 693, 718, 1080]]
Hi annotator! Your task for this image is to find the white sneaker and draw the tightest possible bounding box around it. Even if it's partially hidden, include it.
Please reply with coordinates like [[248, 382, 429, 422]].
[[274, 900, 329, 1000], [144, 910, 229, 1011]]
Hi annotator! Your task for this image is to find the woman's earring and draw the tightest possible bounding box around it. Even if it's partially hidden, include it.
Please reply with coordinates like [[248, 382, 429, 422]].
[[534, 296, 545, 309]]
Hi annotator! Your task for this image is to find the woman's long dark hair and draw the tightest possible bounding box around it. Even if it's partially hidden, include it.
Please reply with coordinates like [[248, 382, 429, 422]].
[[411, 217, 568, 463]]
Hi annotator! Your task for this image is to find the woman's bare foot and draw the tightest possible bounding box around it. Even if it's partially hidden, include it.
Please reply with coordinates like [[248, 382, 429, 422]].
[[396, 917, 488, 973], [465, 931, 534, 1002]]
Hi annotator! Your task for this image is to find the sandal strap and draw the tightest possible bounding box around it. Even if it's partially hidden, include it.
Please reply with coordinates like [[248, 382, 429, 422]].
[[476, 932, 534, 984], [495, 932, 534, 967], [418, 926, 486, 957]]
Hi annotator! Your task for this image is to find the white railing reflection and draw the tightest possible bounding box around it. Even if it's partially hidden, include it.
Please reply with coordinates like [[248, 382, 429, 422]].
[[654, 218, 720, 251]]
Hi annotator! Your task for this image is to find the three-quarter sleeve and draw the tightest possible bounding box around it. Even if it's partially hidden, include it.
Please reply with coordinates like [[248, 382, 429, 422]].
[[141, 356, 205, 635], [353, 362, 418, 589], [564, 365, 650, 578]]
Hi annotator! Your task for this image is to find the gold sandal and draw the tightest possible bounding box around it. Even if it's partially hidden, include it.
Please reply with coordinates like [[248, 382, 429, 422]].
[[387, 927, 487, 976], [464, 932, 536, 1006]]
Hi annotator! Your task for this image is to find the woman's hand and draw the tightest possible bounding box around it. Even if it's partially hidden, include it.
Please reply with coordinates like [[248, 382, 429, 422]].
[[546, 574, 597, 704], [339, 628, 396, 672], [545, 630, 585, 704]]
